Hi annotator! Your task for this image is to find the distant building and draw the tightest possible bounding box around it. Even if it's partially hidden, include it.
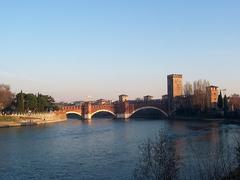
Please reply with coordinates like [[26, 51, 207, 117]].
[[160, 95, 168, 108], [206, 86, 218, 109], [72, 101, 84, 106], [95, 99, 112, 105], [119, 94, 128, 102], [144, 95, 153, 102], [162, 95, 168, 101], [135, 97, 143, 102], [167, 74, 183, 111]]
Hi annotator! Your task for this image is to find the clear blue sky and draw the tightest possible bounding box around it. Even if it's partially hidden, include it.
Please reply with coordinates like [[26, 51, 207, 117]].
[[0, 0, 240, 102]]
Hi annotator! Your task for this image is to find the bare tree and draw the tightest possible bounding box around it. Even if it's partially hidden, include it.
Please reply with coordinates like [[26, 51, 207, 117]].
[[182, 80, 210, 112], [0, 84, 14, 111], [192, 79, 210, 111], [193, 79, 210, 94], [188, 138, 240, 180], [133, 132, 180, 180], [229, 94, 240, 111], [184, 82, 193, 96]]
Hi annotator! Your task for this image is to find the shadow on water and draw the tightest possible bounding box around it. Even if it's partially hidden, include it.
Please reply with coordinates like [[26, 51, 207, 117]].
[[66, 113, 83, 120], [66, 112, 116, 121], [92, 112, 115, 119]]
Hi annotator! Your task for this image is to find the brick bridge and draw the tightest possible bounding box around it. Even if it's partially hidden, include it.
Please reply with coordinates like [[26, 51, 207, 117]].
[[56, 96, 169, 120]]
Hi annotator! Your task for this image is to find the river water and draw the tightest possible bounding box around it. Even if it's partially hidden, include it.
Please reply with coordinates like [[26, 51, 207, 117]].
[[0, 118, 240, 180]]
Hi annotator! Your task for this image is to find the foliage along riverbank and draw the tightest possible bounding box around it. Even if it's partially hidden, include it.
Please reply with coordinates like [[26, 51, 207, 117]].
[[134, 131, 240, 180]]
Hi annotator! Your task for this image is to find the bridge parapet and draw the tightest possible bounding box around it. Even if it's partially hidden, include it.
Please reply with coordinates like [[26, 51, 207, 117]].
[[61, 105, 81, 111]]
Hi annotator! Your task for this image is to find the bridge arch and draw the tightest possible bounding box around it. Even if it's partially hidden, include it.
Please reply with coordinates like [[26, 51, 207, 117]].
[[91, 109, 116, 118], [129, 106, 168, 118], [66, 111, 83, 119]]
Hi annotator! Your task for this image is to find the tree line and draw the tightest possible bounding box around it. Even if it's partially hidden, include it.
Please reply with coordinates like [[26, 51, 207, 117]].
[[182, 79, 228, 111], [0, 84, 14, 112], [176, 79, 240, 118], [0, 84, 58, 114]]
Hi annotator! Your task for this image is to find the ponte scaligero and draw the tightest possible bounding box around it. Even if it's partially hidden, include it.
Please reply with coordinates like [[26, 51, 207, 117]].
[[55, 95, 169, 120], [55, 74, 185, 120]]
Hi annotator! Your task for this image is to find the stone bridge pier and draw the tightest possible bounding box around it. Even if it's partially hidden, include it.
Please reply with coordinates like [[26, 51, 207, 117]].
[[82, 102, 92, 120], [116, 101, 130, 119]]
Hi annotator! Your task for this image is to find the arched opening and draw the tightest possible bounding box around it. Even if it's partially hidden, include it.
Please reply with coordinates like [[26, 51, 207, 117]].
[[129, 107, 168, 119], [91, 110, 116, 119], [66, 112, 83, 120]]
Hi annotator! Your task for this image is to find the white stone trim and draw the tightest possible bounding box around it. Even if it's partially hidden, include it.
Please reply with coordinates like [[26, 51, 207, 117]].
[[130, 106, 168, 118], [66, 111, 82, 117], [91, 109, 116, 118]]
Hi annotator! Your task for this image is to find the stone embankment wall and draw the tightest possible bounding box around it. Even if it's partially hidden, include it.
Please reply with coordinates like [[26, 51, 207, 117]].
[[10, 112, 66, 121], [29, 113, 66, 121]]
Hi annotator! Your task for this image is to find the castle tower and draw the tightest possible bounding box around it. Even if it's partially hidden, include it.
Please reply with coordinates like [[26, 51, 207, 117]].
[[167, 74, 183, 112], [206, 86, 218, 109], [119, 94, 128, 102]]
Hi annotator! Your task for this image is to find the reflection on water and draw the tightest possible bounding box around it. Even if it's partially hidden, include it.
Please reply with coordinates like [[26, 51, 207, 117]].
[[0, 118, 240, 180]]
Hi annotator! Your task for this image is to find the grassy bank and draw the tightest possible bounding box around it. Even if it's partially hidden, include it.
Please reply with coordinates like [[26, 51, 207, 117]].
[[0, 115, 19, 122]]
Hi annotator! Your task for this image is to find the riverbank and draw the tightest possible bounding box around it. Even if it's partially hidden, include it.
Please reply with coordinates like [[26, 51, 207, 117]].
[[0, 114, 67, 128], [171, 116, 224, 121], [172, 115, 228, 121], [170, 116, 240, 125]]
